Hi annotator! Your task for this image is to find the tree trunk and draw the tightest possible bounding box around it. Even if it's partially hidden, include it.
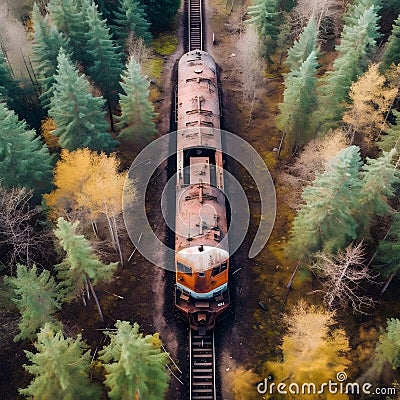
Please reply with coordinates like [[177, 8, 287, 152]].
[[86, 276, 104, 323]]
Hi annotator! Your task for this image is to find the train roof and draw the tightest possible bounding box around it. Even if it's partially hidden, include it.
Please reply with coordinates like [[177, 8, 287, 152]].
[[178, 50, 217, 73]]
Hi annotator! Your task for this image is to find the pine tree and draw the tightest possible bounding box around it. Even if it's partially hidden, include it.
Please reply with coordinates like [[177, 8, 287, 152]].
[[83, 1, 123, 99], [113, 0, 151, 46], [277, 50, 319, 151], [0, 101, 53, 195], [31, 3, 71, 108], [246, 0, 280, 61], [312, 2, 380, 133], [0, 46, 21, 112], [117, 56, 157, 142], [379, 110, 400, 152], [381, 15, 400, 71], [49, 49, 118, 152], [99, 320, 169, 400], [47, 0, 87, 62], [288, 146, 363, 258], [359, 149, 400, 230], [20, 323, 100, 399], [285, 17, 319, 71], [54, 217, 117, 319], [375, 214, 400, 278], [141, 0, 180, 32], [4, 265, 62, 341]]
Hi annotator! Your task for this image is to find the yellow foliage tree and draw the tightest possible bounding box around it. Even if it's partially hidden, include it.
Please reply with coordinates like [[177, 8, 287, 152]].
[[343, 64, 398, 140], [44, 148, 128, 264], [230, 367, 260, 400], [263, 301, 350, 400], [40, 117, 59, 150]]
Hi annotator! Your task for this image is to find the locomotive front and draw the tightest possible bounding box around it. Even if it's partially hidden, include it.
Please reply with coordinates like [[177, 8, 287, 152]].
[[174, 50, 230, 334]]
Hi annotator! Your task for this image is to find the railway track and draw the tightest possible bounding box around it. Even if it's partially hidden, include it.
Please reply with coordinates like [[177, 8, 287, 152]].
[[189, 329, 216, 400], [188, 0, 203, 51]]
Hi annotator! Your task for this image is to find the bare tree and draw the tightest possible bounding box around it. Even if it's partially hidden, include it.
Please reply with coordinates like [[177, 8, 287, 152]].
[[0, 186, 53, 273], [235, 26, 264, 123], [311, 242, 376, 313], [126, 34, 152, 66], [292, 0, 348, 33]]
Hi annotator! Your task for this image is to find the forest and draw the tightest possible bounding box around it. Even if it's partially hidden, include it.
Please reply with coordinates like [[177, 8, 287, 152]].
[[1, 0, 400, 399]]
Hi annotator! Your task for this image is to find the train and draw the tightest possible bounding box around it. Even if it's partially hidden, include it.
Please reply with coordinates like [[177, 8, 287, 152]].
[[174, 49, 230, 335]]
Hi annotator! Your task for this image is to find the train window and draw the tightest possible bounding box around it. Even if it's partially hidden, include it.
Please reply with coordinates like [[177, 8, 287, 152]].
[[177, 262, 192, 275], [211, 261, 228, 277]]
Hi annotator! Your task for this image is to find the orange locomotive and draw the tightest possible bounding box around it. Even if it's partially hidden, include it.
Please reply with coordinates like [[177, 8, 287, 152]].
[[174, 50, 230, 334]]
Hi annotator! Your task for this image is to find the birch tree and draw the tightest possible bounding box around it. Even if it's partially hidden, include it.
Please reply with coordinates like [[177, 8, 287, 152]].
[[44, 149, 127, 264]]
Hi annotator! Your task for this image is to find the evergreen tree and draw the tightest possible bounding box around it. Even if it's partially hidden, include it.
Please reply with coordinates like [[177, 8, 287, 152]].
[[20, 323, 100, 399], [117, 56, 157, 142], [246, 0, 280, 61], [277, 50, 319, 151], [285, 17, 319, 71], [141, 0, 180, 32], [99, 320, 169, 400], [31, 3, 71, 108], [288, 146, 363, 258], [47, 0, 87, 62], [379, 110, 400, 152], [375, 214, 400, 278], [359, 149, 400, 231], [49, 49, 118, 152], [4, 264, 62, 341], [113, 0, 151, 46], [54, 217, 117, 304], [0, 46, 21, 112], [312, 2, 380, 133], [0, 101, 53, 195], [83, 1, 123, 99], [381, 15, 400, 71]]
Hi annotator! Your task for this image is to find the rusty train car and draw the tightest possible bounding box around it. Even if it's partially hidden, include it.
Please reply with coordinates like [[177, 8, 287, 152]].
[[174, 50, 230, 335]]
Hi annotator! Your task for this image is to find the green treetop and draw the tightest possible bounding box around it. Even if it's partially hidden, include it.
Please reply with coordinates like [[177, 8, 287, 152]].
[[277, 50, 319, 151], [0, 101, 53, 196], [4, 264, 62, 341], [313, 3, 380, 133], [54, 217, 117, 303], [47, 0, 87, 62], [49, 49, 118, 152], [99, 320, 169, 400], [83, 0, 123, 98], [246, 0, 280, 61], [117, 56, 157, 142], [113, 0, 152, 46], [285, 17, 319, 71], [20, 323, 100, 399], [381, 15, 400, 71], [31, 3, 71, 108], [288, 146, 363, 258]]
